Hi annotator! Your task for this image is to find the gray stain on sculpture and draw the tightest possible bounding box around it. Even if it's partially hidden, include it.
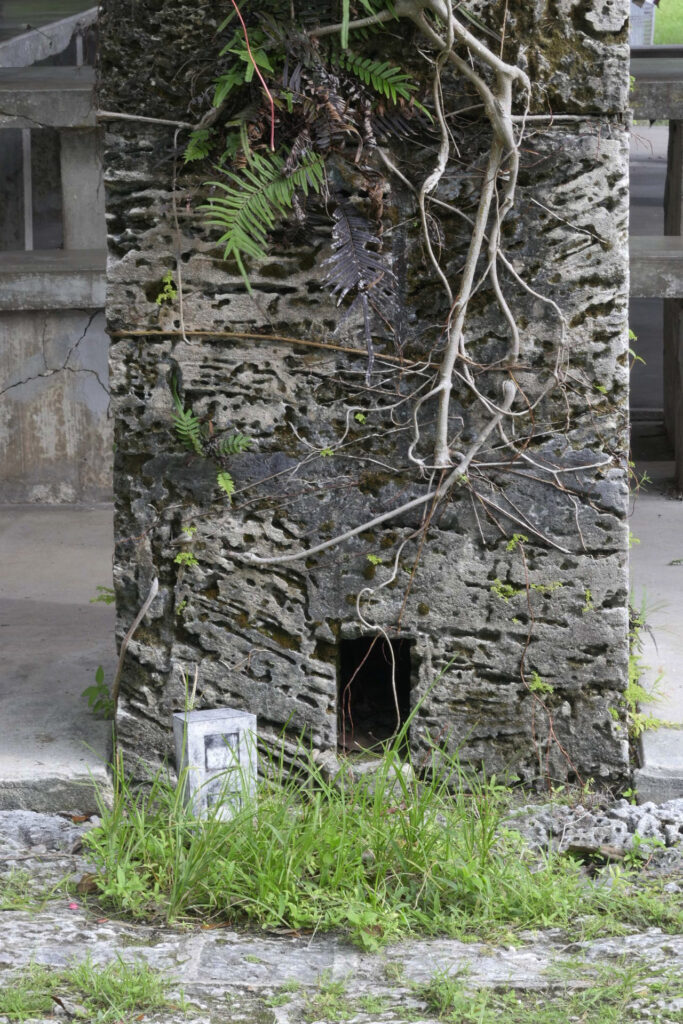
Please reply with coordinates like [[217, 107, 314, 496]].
[[99, 0, 631, 785]]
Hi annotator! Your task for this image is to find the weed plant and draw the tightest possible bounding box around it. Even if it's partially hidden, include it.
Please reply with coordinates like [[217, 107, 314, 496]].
[[419, 959, 683, 1024], [0, 955, 177, 1023], [0, 869, 63, 911], [84, 734, 683, 949]]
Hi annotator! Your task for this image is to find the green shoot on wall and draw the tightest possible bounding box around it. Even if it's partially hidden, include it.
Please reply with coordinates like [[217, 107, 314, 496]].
[[171, 383, 251, 502]]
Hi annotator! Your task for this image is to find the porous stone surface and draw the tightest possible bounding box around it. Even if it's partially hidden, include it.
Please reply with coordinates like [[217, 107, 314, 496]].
[[502, 0, 630, 114], [0, 810, 101, 882], [100, 1, 631, 784], [505, 797, 683, 870]]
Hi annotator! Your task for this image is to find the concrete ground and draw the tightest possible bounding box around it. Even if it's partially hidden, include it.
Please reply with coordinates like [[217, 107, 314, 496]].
[[0, 805, 681, 1024], [0, 505, 115, 811], [630, 463, 683, 801], [629, 123, 683, 801]]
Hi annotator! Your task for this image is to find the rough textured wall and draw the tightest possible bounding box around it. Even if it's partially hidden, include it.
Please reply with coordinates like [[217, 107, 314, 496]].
[[101, 0, 631, 786]]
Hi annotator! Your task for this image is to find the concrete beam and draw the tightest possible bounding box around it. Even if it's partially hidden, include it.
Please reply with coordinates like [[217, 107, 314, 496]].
[[0, 8, 97, 68], [631, 56, 683, 120], [0, 250, 106, 311], [0, 68, 96, 130]]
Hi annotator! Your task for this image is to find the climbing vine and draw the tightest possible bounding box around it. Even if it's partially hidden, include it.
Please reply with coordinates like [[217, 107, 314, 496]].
[[183, 0, 596, 559]]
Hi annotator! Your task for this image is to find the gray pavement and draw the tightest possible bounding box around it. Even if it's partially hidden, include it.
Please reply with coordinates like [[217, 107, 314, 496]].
[[630, 462, 683, 801], [0, 505, 115, 811]]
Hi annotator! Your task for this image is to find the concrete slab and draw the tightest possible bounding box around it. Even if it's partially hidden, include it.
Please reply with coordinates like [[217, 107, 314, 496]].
[[629, 461, 683, 801], [0, 249, 106, 310], [0, 8, 97, 67], [0, 67, 96, 129], [0, 505, 115, 812]]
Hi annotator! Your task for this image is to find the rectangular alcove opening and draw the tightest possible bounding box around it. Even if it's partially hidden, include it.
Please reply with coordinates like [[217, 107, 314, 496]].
[[337, 636, 414, 754]]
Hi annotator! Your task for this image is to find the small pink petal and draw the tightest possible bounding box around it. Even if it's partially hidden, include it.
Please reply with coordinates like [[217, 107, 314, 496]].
[[68, 902, 79, 910]]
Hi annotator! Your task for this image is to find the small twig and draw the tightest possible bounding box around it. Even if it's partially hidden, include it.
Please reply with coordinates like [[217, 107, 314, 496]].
[[96, 109, 196, 129], [111, 577, 159, 715], [108, 329, 427, 367]]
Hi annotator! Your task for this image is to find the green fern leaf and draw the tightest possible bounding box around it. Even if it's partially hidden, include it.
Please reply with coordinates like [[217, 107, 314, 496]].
[[184, 128, 213, 164], [217, 471, 236, 500], [171, 385, 204, 455], [201, 152, 325, 290], [336, 51, 417, 102], [219, 433, 252, 455], [341, 0, 350, 48]]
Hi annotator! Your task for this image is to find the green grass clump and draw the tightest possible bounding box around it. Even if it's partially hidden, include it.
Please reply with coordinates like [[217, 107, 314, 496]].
[[654, 0, 683, 44], [0, 956, 178, 1023], [0, 871, 37, 911], [83, 736, 683, 950], [0, 869, 62, 911], [419, 960, 683, 1024]]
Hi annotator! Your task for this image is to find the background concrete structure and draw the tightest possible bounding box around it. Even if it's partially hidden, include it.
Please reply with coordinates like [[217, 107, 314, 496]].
[[631, 47, 683, 487], [0, 9, 110, 504]]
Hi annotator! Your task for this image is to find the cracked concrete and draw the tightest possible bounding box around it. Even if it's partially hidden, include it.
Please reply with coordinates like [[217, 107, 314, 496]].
[[0, 311, 108, 400], [0, 309, 112, 503], [0, 67, 96, 130]]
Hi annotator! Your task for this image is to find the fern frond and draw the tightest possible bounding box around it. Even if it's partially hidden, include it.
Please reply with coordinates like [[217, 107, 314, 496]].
[[336, 51, 417, 103], [341, 0, 350, 49], [171, 386, 204, 456], [323, 201, 398, 381], [184, 128, 213, 164], [201, 151, 325, 289], [217, 471, 236, 500], [322, 201, 391, 304], [173, 407, 204, 456], [356, 0, 398, 20], [219, 433, 252, 455]]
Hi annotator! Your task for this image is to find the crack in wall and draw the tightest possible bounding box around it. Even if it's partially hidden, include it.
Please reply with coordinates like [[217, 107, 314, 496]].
[[0, 310, 109, 399], [0, 109, 47, 129]]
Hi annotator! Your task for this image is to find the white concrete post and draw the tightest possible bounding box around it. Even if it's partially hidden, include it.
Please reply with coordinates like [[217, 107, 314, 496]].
[[59, 129, 106, 250], [172, 708, 257, 820]]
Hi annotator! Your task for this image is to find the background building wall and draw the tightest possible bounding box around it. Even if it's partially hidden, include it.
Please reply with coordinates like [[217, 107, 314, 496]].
[[0, 9, 110, 503]]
